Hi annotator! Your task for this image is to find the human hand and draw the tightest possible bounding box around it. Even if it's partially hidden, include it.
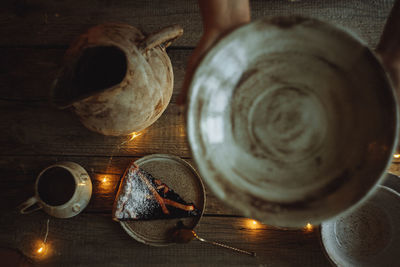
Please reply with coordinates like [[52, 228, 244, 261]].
[[177, 0, 250, 105], [376, 0, 400, 90]]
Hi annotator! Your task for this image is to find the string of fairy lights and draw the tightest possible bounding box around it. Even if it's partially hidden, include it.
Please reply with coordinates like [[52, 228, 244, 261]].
[[35, 219, 49, 257], [30, 132, 398, 258], [34, 218, 315, 258]]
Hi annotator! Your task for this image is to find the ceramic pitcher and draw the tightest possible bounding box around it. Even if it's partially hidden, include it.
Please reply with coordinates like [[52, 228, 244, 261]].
[[51, 23, 183, 136]]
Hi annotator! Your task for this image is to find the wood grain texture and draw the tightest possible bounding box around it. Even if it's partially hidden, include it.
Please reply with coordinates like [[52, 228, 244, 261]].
[[0, 48, 190, 157], [388, 162, 400, 175], [0, 101, 191, 157], [3, 158, 399, 216], [0, 1, 396, 265], [0, 212, 330, 266], [0, 0, 395, 48], [0, 155, 238, 215]]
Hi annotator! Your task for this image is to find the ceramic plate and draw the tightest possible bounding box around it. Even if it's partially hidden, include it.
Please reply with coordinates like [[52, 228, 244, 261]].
[[382, 172, 400, 193], [187, 16, 398, 227], [320, 185, 400, 266], [120, 154, 206, 246]]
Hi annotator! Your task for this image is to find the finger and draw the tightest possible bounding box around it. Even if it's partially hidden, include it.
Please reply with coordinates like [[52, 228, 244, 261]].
[[177, 31, 223, 106]]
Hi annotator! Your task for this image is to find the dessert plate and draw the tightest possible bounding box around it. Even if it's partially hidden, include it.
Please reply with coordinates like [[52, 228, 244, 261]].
[[320, 185, 400, 266], [120, 154, 206, 246]]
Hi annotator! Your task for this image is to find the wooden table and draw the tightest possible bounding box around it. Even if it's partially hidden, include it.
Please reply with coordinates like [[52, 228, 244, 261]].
[[0, 0, 398, 266]]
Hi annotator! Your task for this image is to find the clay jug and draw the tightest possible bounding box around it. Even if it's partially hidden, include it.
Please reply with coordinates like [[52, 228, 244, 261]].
[[51, 23, 183, 136]]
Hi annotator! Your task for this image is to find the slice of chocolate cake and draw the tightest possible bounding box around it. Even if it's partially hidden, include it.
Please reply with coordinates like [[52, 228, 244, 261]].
[[112, 163, 200, 221]]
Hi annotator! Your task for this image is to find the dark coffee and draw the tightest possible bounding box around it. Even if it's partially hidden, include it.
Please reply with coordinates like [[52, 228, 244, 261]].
[[37, 167, 76, 206]]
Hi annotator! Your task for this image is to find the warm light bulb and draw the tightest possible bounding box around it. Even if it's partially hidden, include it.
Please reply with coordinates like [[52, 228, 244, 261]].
[[394, 154, 400, 159], [129, 132, 142, 141], [246, 219, 261, 229], [305, 223, 313, 231], [102, 177, 108, 183], [36, 243, 46, 254]]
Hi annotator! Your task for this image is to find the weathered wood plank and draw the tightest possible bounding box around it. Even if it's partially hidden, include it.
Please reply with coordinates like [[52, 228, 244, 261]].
[[3, 156, 399, 217], [0, 0, 394, 48], [0, 155, 238, 216], [388, 162, 400, 175], [0, 48, 191, 157], [0, 101, 190, 157], [0, 212, 330, 266], [0, 1, 394, 266], [0, 0, 393, 46]]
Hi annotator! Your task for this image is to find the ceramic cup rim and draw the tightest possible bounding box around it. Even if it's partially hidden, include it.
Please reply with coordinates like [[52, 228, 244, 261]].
[[34, 163, 79, 209]]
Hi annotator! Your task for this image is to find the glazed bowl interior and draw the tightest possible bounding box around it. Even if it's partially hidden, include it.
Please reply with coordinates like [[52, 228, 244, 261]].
[[187, 17, 398, 227], [320, 185, 400, 266]]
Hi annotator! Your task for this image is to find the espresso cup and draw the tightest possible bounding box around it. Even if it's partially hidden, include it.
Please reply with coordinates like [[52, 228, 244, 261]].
[[19, 161, 92, 218]]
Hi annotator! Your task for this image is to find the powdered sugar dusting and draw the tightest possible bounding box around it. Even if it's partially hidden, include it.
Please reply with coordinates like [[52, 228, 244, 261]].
[[114, 166, 158, 220]]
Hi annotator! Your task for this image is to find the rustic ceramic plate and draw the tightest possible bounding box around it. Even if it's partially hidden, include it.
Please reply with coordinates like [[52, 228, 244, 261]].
[[320, 185, 400, 267], [120, 154, 205, 246], [187, 16, 398, 227], [382, 172, 400, 193]]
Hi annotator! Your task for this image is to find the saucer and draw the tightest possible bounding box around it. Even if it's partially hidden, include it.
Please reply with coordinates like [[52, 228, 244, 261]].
[[119, 154, 206, 246], [320, 185, 400, 266]]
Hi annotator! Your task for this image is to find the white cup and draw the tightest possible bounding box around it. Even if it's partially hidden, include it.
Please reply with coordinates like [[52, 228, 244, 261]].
[[19, 161, 92, 218]]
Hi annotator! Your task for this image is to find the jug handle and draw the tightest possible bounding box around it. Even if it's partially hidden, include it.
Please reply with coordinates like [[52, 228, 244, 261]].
[[19, 196, 42, 214], [139, 25, 183, 53]]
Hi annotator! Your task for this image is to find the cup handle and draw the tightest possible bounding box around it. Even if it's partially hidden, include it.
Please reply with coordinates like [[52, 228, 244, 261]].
[[19, 197, 42, 214], [139, 25, 183, 53]]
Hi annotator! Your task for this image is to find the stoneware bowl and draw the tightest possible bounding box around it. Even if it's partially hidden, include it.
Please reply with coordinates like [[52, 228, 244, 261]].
[[320, 185, 400, 266], [187, 16, 398, 227]]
